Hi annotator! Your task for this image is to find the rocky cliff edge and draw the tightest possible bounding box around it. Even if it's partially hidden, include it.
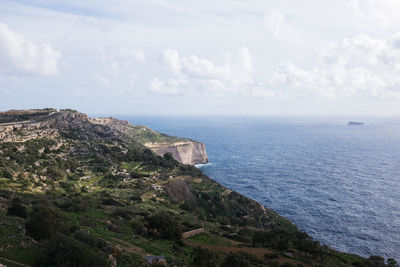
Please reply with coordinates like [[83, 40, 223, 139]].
[[0, 109, 208, 165]]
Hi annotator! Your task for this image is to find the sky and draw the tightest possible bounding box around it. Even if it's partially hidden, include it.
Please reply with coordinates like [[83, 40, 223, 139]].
[[1, 0, 400, 116]]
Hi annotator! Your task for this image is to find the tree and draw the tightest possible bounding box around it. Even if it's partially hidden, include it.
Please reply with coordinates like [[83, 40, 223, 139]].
[[25, 206, 70, 240], [35, 234, 109, 267], [387, 258, 398, 267]]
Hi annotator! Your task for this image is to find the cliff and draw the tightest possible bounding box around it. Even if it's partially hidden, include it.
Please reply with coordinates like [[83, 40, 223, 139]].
[[0, 109, 208, 165], [145, 141, 208, 165]]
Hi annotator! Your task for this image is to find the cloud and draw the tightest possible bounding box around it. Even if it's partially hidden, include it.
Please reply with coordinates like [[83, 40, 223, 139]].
[[260, 33, 400, 100], [349, 0, 400, 28], [150, 47, 254, 95], [0, 23, 61, 76], [150, 46, 331, 98], [99, 47, 146, 77], [90, 47, 146, 94], [152, 32, 400, 100], [264, 9, 299, 42], [148, 78, 183, 96]]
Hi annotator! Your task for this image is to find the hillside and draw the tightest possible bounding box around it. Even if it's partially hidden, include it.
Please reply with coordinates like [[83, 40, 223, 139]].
[[0, 109, 396, 267]]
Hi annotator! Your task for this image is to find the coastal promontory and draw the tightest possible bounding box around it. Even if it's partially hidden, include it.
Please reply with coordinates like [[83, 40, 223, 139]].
[[0, 109, 395, 266]]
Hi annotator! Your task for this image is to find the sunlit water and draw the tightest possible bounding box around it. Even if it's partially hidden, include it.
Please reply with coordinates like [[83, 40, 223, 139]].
[[118, 116, 400, 260]]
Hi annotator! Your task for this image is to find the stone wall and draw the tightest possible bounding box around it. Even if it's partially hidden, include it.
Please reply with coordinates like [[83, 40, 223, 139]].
[[182, 228, 205, 239]]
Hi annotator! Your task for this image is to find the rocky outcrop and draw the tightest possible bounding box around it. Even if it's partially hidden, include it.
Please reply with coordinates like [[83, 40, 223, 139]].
[[0, 121, 58, 143], [145, 141, 208, 165], [0, 109, 209, 165]]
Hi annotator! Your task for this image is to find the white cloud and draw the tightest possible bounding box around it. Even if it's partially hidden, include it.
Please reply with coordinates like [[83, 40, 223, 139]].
[[264, 9, 299, 42], [151, 47, 254, 95], [91, 74, 111, 86], [3, 0, 400, 115], [148, 77, 183, 96], [259, 33, 400, 100], [349, 0, 400, 28], [152, 33, 400, 100], [0, 23, 61, 76], [99, 47, 146, 77], [163, 49, 182, 76], [63, 88, 88, 97], [90, 47, 146, 93]]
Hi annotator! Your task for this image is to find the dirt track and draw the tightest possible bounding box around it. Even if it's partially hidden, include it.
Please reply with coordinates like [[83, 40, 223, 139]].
[[184, 239, 308, 266], [0, 256, 31, 267]]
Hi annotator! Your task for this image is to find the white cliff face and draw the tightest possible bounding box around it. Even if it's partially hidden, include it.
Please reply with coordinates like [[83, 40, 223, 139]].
[[145, 141, 209, 165]]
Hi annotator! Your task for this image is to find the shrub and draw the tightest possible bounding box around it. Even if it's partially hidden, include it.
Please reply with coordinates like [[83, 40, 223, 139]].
[[47, 165, 66, 180], [60, 181, 75, 193], [132, 221, 146, 236], [112, 208, 133, 219], [387, 258, 398, 267], [96, 238, 107, 249], [264, 253, 278, 260], [2, 168, 13, 179], [101, 198, 123, 206], [73, 231, 97, 248], [35, 234, 109, 267], [191, 247, 221, 267], [180, 200, 197, 212], [7, 198, 27, 218], [57, 198, 89, 212], [146, 212, 182, 240], [221, 253, 250, 267], [25, 206, 70, 241]]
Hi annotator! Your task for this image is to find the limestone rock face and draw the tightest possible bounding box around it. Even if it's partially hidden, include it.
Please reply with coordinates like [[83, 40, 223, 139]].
[[145, 141, 209, 165], [0, 109, 209, 165]]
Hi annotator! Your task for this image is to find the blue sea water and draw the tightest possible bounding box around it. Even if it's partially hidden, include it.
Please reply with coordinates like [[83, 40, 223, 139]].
[[119, 116, 400, 260]]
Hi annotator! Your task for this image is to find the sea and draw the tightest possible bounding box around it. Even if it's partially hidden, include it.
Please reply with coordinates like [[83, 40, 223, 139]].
[[118, 116, 400, 260]]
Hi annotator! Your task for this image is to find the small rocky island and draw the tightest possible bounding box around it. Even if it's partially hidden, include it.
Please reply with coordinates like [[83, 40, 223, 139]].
[[347, 121, 364, 126], [0, 109, 396, 266]]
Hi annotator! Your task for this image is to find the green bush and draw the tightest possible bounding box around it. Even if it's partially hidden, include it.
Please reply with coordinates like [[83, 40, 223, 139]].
[[221, 253, 250, 267], [112, 208, 133, 219], [387, 258, 398, 267], [191, 247, 221, 267], [73, 231, 97, 248], [7, 198, 27, 218], [264, 253, 278, 260], [47, 165, 67, 180], [146, 212, 182, 240], [2, 168, 13, 179], [26, 206, 70, 240], [57, 198, 89, 212], [35, 233, 109, 267]]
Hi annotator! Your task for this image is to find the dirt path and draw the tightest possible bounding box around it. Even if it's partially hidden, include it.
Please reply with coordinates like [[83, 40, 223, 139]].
[[184, 239, 307, 266], [0, 256, 31, 267], [110, 237, 146, 256]]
